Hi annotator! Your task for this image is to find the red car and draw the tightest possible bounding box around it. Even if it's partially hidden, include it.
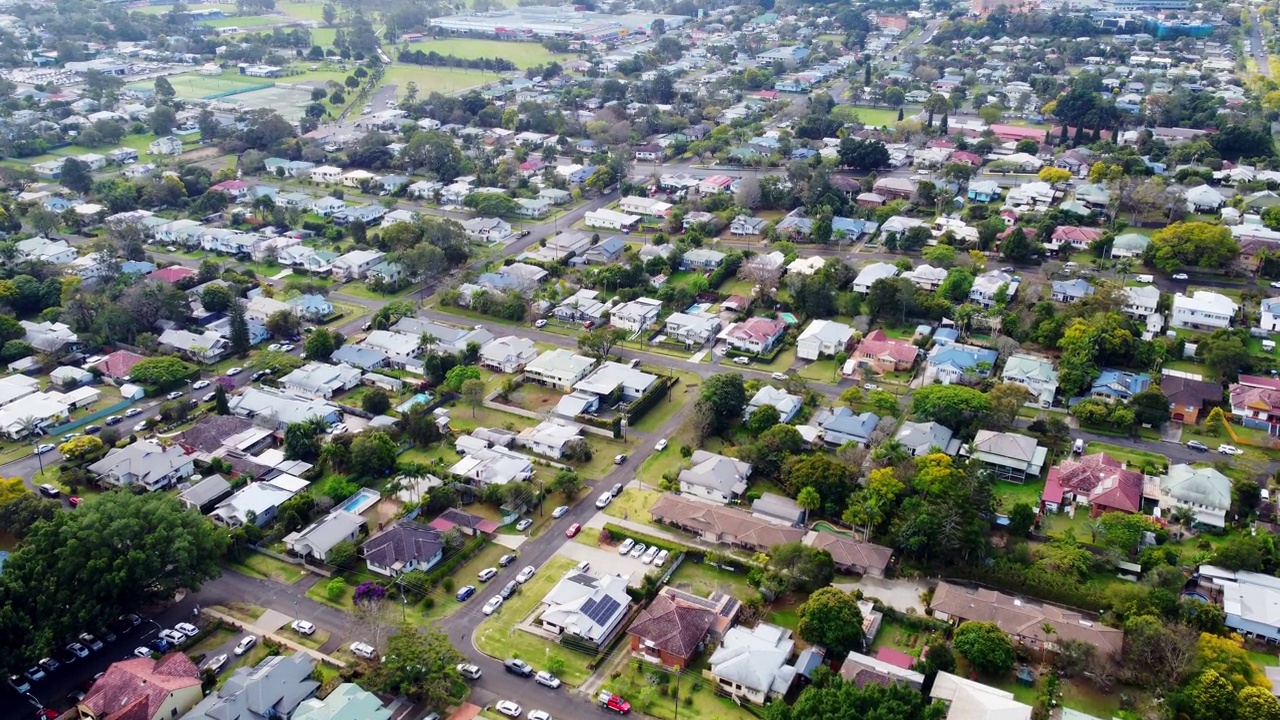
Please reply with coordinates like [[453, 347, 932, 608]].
[[37, 709, 58, 720], [68, 496, 81, 508], [565, 523, 581, 538]]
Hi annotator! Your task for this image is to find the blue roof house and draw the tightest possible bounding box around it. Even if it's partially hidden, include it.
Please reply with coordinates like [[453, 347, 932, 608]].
[[925, 342, 999, 384], [819, 407, 879, 447], [1089, 369, 1152, 403], [967, 181, 1001, 203]]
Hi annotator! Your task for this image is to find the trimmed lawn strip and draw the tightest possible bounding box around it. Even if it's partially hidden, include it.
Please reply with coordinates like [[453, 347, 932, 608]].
[[279, 626, 332, 650], [602, 487, 664, 526], [666, 559, 754, 598], [232, 552, 309, 584], [1084, 441, 1169, 472], [186, 626, 237, 656]]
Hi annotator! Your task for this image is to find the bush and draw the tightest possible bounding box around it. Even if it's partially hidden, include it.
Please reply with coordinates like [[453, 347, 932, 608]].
[[441, 577, 455, 592], [325, 577, 347, 601], [421, 597, 435, 610]]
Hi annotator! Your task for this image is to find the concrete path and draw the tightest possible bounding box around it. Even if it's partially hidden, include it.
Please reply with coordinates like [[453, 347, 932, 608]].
[[492, 533, 529, 550]]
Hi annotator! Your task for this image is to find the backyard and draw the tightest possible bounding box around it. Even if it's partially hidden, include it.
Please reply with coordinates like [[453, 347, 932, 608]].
[[601, 660, 755, 720], [1084, 441, 1169, 473], [666, 558, 754, 598]]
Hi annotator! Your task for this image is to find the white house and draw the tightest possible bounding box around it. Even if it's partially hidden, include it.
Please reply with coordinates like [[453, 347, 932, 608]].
[[678, 451, 752, 504], [1262, 297, 1280, 332], [539, 568, 631, 644], [901, 264, 948, 291], [148, 136, 183, 155], [1123, 285, 1160, 319], [1172, 291, 1238, 331], [584, 208, 641, 231], [970, 270, 1019, 308], [479, 336, 539, 373], [462, 217, 513, 243], [523, 349, 596, 390], [797, 320, 854, 360], [310, 165, 342, 184], [609, 297, 663, 333], [851, 262, 899, 293], [89, 440, 194, 492], [279, 362, 362, 399], [332, 250, 386, 280], [664, 311, 722, 345], [1001, 354, 1060, 408]]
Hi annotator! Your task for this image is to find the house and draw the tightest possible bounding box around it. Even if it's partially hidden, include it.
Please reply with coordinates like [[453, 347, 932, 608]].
[[817, 407, 879, 447], [1160, 464, 1231, 528], [678, 450, 752, 504], [574, 362, 658, 402], [1051, 278, 1094, 302], [967, 180, 1002, 203], [293, 683, 391, 720], [583, 236, 627, 265], [1162, 373, 1222, 424], [480, 336, 539, 373], [1048, 226, 1105, 253], [1089, 369, 1151, 403], [838, 651, 925, 690], [89, 441, 194, 492], [515, 198, 551, 218], [288, 294, 333, 320], [681, 248, 725, 270], [1001, 354, 1059, 407], [1185, 185, 1226, 212], [1043, 452, 1143, 515], [610, 297, 663, 333], [523, 349, 596, 390], [283, 510, 366, 562], [698, 175, 734, 194], [1123, 285, 1160, 319], [851, 262, 899, 294], [554, 289, 608, 324], [805, 532, 894, 577], [178, 475, 233, 512], [787, 256, 826, 276], [929, 582, 1123, 659], [209, 474, 311, 527], [1198, 568, 1280, 643], [516, 420, 585, 460], [752, 493, 806, 526], [894, 421, 960, 456], [969, 270, 1019, 308], [746, 386, 802, 424], [930, 672, 1032, 720], [330, 345, 386, 371], [391, 317, 492, 354], [585, 208, 641, 231], [1230, 374, 1280, 429], [872, 177, 915, 201], [650, 493, 806, 552], [332, 250, 386, 280], [361, 330, 421, 360], [0, 391, 70, 439], [228, 387, 341, 429], [148, 136, 184, 155], [707, 623, 796, 704], [22, 320, 78, 353], [522, 231, 592, 262], [850, 329, 918, 374], [1172, 291, 1238, 330], [450, 442, 535, 486], [724, 317, 788, 354], [664, 312, 721, 345], [539, 568, 632, 644], [462, 217, 513, 243], [149, 265, 197, 285], [797, 320, 853, 360], [16, 236, 77, 264], [181, 653, 317, 720], [628, 592, 718, 669], [279, 362, 361, 399], [1111, 232, 1151, 258], [902, 264, 948, 291], [80, 654, 202, 720], [619, 196, 672, 217], [731, 215, 768, 236], [361, 520, 445, 576], [968, 430, 1048, 482]]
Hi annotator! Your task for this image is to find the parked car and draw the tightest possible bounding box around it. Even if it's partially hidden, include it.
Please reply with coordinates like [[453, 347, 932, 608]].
[[613, 454, 627, 465], [173, 623, 198, 638], [192, 380, 211, 390], [595, 493, 611, 509], [654, 549, 669, 567], [349, 642, 375, 659], [84, 425, 101, 435], [617, 538, 635, 555], [498, 554, 517, 568], [504, 659, 533, 677], [23, 667, 45, 683], [732, 356, 750, 365], [610, 482, 624, 497], [641, 546, 660, 564], [38, 484, 59, 498], [250, 370, 269, 382], [478, 567, 498, 583], [864, 383, 880, 391], [551, 505, 569, 518], [204, 654, 228, 674], [771, 372, 788, 381], [528, 711, 551, 720], [499, 581, 518, 599], [158, 629, 185, 645], [628, 542, 646, 559], [482, 596, 503, 615], [225, 367, 243, 376], [148, 638, 170, 653], [290, 620, 315, 636], [496, 701, 522, 718], [1172, 273, 1189, 280], [534, 671, 561, 689], [457, 663, 482, 680], [655, 438, 668, 451], [34, 444, 54, 454], [268, 344, 282, 352], [515, 518, 533, 532], [165, 391, 183, 400], [565, 523, 581, 538], [78, 634, 102, 651], [573, 560, 590, 573], [598, 691, 631, 715], [455, 585, 476, 602], [233, 636, 257, 656], [1187, 440, 1209, 452], [125, 408, 142, 418], [1218, 444, 1244, 456], [8, 675, 30, 693], [534, 319, 547, 328], [516, 566, 536, 583], [131, 647, 151, 659], [104, 416, 122, 426]]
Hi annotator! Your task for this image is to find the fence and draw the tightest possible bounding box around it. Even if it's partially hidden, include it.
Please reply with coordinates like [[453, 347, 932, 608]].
[[45, 398, 135, 436], [482, 388, 615, 438]]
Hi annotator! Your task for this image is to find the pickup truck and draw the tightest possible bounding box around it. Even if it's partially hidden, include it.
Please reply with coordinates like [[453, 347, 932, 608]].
[[598, 691, 631, 715]]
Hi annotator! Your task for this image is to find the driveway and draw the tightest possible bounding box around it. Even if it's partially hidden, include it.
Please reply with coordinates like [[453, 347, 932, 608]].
[[834, 575, 931, 613], [552, 540, 658, 587]]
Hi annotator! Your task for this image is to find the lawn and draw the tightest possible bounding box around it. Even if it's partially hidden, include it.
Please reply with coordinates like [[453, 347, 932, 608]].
[[279, 625, 332, 650], [992, 478, 1047, 513], [214, 602, 267, 623], [336, 281, 421, 301], [868, 618, 930, 658], [666, 559, 754, 598], [751, 347, 797, 374], [276, 1, 328, 21], [186, 626, 237, 657], [798, 359, 842, 382], [1085, 441, 1169, 473], [408, 38, 571, 69], [603, 487, 664, 525], [1162, 360, 1210, 378], [602, 661, 756, 720], [443, 402, 534, 435], [473, 556, 595, 685], [717, 277, 757, 297], [628, 373, 695, 434], [381, 64, 500, 97], [850, 106, 906, 127], [637, 442, 686, 488], [230, 552, 309, 584], [505, 383, 566, 414], [200, 15, 280, 27]]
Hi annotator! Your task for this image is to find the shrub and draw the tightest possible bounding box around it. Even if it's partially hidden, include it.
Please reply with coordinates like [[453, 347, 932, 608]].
[[325, 577, 347, 601], [441, 577, 455, 592]]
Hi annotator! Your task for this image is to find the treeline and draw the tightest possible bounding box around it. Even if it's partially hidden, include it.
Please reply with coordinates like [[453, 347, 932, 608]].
[[396, 50, 517, 73]]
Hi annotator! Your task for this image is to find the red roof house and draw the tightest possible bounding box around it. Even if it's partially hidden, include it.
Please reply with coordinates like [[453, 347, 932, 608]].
[[1050, 226, 1104, 250], [1043, 452, 1143, 515], [148, 265, 195, 284], [627, 592, 717, 669], [724, 317, 788, 354], [874, 647, 917, 670], [988, 124, 1047, 142], [1230, 375, 1280, 429], [95, 350, 148, 379], [82, 654, 202, 720], [852, 329, 920, 373], [950, 151, 984, 166]]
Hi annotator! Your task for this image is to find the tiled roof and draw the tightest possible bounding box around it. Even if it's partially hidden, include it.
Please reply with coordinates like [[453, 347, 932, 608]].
[[627, 594, 715, 660], [855, 329, 918, 364], [930, 582, 1123, 657], [1050, 226, 1104, 243], [1046, 453, 1143, 514], [806, 532, 894, 573], [148, 265, 195, 283], [97, 350, 148, 378], [728, 317, 786, 344], [175, 415, 257, 454], [85, 654, 200, 720], [361, 521, 443, 569], [1160, 375, 1221, 406], [650, 493, 805, 550]]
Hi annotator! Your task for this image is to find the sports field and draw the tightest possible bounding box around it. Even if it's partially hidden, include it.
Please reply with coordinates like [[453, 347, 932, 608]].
[[201, 15, 279, 28], [233, 85, 315, 121], [382, 64, 500, 95], [128, 72, 269, 100], [406, 38, 570, 68]]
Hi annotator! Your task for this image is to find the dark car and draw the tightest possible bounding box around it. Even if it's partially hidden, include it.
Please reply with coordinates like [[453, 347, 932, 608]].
[[1187, 440, 1209, 452], [499, 581, 518, 600], [518, 229, 531, 238], [149, 638, 171, 653], [498, 553, 516, 567], [455, 585, 476, 602], [97, 628, 117, 643], [52, 647, 77, 665], [36, 658, 58, 673], [250, 370, 269, 382], [84, 425, 102, 435], [504, 659, 534, 677], [121, 614, 142, 627]]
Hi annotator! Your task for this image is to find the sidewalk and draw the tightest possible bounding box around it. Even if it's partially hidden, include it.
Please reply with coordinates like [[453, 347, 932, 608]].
[[202, 608, 347, 668]]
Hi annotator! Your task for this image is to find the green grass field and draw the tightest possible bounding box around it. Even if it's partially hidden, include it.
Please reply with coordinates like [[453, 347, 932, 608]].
[[382, 63, 501, 96], [851, 106, 906, 127], [129, 72, 267, 100], [407, 38, 570, 68], [201, 15, 280, 28], [277, 1, 329, 21]]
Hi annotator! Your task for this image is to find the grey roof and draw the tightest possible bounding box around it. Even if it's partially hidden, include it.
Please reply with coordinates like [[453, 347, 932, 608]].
[[361, 521, 444, 570], [678, 450, 751, 496], [185, 652, 318, 720], [89, 441, 192, 487], [894, 421, 958, 456], [284, 510, 366, 556], [708, 623, 795, 695], [751, 492, 804, 525], [331, 344, 387, 368], [178, 475, 233, 508]]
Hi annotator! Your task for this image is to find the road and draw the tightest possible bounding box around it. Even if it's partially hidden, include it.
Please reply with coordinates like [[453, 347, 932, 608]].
[[1251, 9, 1271, 77]]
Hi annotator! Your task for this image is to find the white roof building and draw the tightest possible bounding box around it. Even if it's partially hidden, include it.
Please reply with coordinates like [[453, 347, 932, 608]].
[[539, 569, 632, 643], [851, 262, 899, 293], [930, 672, 1032, 720]]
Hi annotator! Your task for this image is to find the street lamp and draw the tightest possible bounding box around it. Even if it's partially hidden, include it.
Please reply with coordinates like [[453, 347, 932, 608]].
[[32, 440, 44, 477]]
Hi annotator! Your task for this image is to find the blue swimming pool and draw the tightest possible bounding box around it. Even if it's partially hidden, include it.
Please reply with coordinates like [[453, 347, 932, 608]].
[[1183, 591, 1210, 603], [339, 488, 381, 514], [396, 392, 433, 414]]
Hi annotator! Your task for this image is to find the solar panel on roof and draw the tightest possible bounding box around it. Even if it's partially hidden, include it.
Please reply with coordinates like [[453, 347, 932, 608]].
[[582, 596, 621, 626]]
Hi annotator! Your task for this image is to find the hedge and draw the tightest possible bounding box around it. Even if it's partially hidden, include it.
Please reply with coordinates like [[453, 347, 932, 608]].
[[602, 522, 685, 554], [622, 375, 677, 423], [419, 535, 488, 589]]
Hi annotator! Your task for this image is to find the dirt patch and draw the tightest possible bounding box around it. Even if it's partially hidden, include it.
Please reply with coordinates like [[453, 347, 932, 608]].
[[178, 146, 224, 162]]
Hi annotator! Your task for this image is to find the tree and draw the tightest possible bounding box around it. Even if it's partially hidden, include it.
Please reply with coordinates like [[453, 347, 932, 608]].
[[1239, 686, 1280, 720], [327, 540, 357, 569], [362, 388, 391, 415], [698, 373, 747, 436], [154, 76, 176, 100], [442, 365, 481, 393], [987, 383, 1029, 429], [797, 587, 864, 659], [746, 404, 781, 436], [58, 435, 104, 461], [1149, 222, 1240, 273], [797, 486, 821, 525], [1008, 502, 1036, 537], [768, 679, 944, 720], [1182, 670, 1240, 720], [149, 105, 176, 136], [1130, 387, 1172, 427], [550, 469, 584, 500], [767, 541, 834, 591], [1204, 407, 1228, 435], [1195, 631, 1267, 691], [227, 298, 250, 357], [460, 378, 485, 418], [1199, 332, 1252, 382], [577, 327, 626, 360], [0, 492, 226, 661], [265, 309, 302, 339], [129, 356, 197, 386], [372, 626, 464, 707], [1097, 511, 1158, 551], [304, 328, 338, 362], [350, 431, 397, 479], [0, 493, 58, 539], [284, 419, 325, 461], [60, 158, 92, 194], [326, 577, 347, 600], [200, 284, 233, 313], [1038, 167, 1072, 184], [911, 385, 991, 429], [953, 621, 1017, 676]]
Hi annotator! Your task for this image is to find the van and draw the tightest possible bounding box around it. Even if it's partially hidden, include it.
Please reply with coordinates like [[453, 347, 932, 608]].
[[1072, 438, 1084, 454]]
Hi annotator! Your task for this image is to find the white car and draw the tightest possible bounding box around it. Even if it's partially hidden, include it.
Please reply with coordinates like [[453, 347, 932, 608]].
[[226, 367, 243, 376], [1218, 444, 1244, 456], [125, 407, 143, 417], [528, 711, 552, 720], [268, 343, 282, 351], [771, 372, 788, 381], [192, 380, 211, 390], [34, 444, 54, 454], [534, 671, 561, 688], [641, 545, 660, 564], [174, 623, 199, 638], [133, 646, 152, 659], [629, 542, 646, 559], [482, 596, 504, 615], [864, 383, 880, 391], [281, 344, 295, 352], [291, 620, 315, 635], [595, 493, 612, 509], [534, 319, 548, 328], [617, 538, 635, 555], [1172, 273, 1189, 280], [166, 391, 183, 400], [204, 653, 228, 673], [234, 636, 257, 656], [349, 642, 376, 659], [551, 505, 569, 518], [654, 549, 669, 567], [515, 518, 533, 532], [478, 567, 498, 582], [158, 629, 185, 645], [496, 701, 522, 718], [133, 421, 148, 432], [516, 565, 536, 584], [732, 356, 750, 365], [655, 438, 668, 451], [456, 663, 482, 680]]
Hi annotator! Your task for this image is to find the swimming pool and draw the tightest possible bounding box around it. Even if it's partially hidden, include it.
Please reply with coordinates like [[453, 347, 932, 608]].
[[396, 392, 433, 414], [339, 488, 381, 514], [1183, 591, 1210, 603]]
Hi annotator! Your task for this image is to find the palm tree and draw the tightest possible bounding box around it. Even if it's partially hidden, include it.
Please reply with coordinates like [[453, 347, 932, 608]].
[[419, 333, 439, 356], [797, 486, 821, 527], [1081, 518, 1102, 544], [1041, 622, 1055, 666]]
